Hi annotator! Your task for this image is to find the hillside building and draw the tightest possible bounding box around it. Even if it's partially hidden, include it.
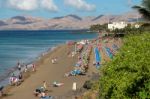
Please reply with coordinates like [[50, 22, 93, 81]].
[[108, 21, 127, 30]]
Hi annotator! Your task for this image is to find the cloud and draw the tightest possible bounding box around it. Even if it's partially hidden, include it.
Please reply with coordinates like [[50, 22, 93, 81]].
[[64, 0, 96, 11], [7, 0, 58, 12], [7, 0, 38, 11], [41, 0, 58, 12]]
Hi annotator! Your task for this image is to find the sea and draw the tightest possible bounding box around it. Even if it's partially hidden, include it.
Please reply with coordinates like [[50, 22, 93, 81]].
[[0, 30, 98, 85]]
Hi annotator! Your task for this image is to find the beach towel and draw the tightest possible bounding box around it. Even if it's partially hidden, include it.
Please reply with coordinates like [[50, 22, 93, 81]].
[[94, 47, 101, 69], [40, 96, 53, 99], [71, 69, 81, 75]]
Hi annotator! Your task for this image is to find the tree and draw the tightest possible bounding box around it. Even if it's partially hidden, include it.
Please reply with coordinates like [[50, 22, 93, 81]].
[[90, 24, 108, 32], [132, 0, 150, 20]]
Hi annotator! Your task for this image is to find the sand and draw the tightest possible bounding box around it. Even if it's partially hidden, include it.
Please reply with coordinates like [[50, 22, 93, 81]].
[[2, 44, 98, 99]]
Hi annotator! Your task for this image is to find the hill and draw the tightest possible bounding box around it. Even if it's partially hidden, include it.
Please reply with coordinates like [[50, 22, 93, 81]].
[[0, 12, 141, 30]]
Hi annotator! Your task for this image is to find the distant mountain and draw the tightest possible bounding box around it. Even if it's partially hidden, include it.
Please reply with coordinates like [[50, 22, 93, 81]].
[[11, 16, 27, 21], [64, 14, 82, 21], [53, 14, 82, 21], [0, 20, 7, 26], [0, 12, 142, 30], [92, 15, 104, 21]]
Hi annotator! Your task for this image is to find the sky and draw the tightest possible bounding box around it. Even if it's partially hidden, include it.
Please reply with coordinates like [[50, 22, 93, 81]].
[[0, 0, 142, 19]]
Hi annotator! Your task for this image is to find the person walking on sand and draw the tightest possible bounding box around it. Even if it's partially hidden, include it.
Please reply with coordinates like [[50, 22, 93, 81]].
[[43, 81, 47, 90], [51, 58, 55, 64], [32, 64, 36, 72], [18, 73, 23, 82], [54, 57, 58, 63]]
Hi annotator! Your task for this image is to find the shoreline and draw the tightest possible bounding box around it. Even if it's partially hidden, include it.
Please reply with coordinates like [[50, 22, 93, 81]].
[[0, 44, 59, 87], [1, 44, 64, 97], [0, 36, 97, 86], [2, 43, 78, 99]]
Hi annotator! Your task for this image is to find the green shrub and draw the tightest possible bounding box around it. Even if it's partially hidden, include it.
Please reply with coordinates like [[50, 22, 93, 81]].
[[99, 32, 150, 99]]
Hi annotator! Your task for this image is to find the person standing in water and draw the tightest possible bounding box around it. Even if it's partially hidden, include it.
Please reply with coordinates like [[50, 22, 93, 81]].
[[17, 62, 21, 71], [24, 65, 28, 72]]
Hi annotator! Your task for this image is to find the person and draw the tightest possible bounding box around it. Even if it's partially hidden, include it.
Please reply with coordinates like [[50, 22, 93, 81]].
[[34, 88, 41, 97], [51, 58, 55, 64], [18, 73, 23, 82], [78, 56, 81, 60], [93, 61, 96, 66], [32, 64, 36, 72], [9, 76, 13, 85], [0, 86, 4, 96], [34, 87, 43, 97], [40, 92, 46, 98], [9, 73, 15, 85], [53, 81, 64, 87], [24, 65, 28, 72], [43, 81, 47, 90], [10, 76, 19, 86], [17, 62, 21, 71], [54, 57, 58, 63]]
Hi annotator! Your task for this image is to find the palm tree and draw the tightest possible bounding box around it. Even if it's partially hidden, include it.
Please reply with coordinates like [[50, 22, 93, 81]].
[[132, 0, 150, 20]]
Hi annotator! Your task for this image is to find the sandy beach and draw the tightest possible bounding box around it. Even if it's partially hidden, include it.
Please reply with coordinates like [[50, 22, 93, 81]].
[[1, 43, 98, 99], [0, 37, 122, 99]]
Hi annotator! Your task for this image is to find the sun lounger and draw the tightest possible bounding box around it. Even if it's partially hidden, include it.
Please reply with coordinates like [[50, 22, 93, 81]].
[[105, 47, 113, 59], [70, 69, 84, 76]]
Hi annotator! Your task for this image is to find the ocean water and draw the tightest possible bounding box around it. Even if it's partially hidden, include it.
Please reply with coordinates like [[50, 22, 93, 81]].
[[0, 30, 97, 83]]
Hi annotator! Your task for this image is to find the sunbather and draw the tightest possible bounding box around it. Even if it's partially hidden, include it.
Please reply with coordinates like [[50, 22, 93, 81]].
[[34, 87, 45, 97], [52, 81, 64, 87]]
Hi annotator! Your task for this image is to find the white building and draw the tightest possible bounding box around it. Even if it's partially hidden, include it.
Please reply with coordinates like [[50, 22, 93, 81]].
[[108, 21, 128, 30]]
